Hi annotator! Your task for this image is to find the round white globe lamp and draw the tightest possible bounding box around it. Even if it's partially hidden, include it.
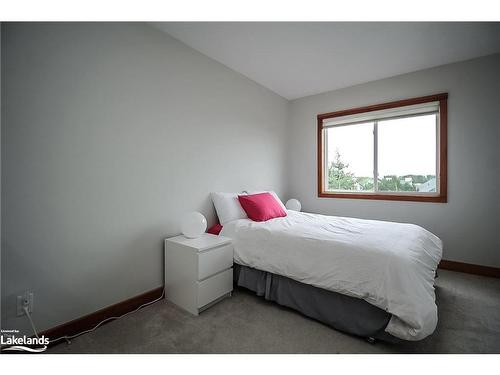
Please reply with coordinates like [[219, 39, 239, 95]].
[[285, 199, 301, 212], [181, 212, 207, 238]]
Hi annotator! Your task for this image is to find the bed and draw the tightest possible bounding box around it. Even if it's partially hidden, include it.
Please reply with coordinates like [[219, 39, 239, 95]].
[[219, 209, 443, 342]]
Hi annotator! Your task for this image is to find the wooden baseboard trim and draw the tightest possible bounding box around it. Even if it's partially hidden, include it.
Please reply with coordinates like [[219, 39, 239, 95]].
[[40, 286, 164, 346], [439, 260, 500, 278], [35, 260, 498, 346]]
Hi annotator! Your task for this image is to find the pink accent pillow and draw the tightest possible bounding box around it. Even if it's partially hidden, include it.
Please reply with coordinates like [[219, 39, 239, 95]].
[[207, 223, 223, 235], [238, 192, 287, 222]]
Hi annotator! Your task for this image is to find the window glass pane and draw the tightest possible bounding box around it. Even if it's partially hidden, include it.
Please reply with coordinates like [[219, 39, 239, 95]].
[[377, 114, 437, 193], [326, 122, 374, 192]]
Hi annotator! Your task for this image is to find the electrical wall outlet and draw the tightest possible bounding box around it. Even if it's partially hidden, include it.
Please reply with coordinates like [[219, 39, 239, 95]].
[[16, 291, 34, 317]]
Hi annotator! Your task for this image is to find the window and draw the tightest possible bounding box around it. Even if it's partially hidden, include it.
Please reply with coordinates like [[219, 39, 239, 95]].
[[317, 93, 447, 202]]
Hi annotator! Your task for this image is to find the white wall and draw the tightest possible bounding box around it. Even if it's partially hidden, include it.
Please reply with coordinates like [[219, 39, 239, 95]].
[[287, 54, 500, 268], [1, 23, 288, 334]]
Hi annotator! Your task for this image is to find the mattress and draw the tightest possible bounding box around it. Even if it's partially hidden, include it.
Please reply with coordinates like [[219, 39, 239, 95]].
[[221, 210, 443, 341]]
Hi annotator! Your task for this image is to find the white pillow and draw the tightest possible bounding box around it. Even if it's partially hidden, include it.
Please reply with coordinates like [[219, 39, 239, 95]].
[[211, 192, 248, 225], [248, 190, 287, 212]]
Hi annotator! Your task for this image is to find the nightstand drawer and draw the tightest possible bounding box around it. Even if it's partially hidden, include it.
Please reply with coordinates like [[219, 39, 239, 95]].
[[197, 268, 232, 308], [198, 243, 233, 280]]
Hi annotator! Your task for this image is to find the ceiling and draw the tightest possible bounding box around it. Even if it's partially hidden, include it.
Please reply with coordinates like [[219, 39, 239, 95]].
[[152, 22, 500, 100]]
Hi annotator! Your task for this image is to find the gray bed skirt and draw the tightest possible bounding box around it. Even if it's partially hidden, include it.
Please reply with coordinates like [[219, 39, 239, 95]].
[[234, 264, 396, 341]]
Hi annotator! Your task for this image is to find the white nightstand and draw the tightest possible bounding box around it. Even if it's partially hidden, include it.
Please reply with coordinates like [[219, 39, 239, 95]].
[[165, 233, 233, 315]]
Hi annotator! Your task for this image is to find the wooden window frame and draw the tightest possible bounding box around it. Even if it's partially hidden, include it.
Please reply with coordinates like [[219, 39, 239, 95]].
[[317, 93, 448, 203]]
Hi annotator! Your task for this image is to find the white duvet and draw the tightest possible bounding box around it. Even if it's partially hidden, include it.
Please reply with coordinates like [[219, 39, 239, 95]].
[[221, 210, 442, 341]]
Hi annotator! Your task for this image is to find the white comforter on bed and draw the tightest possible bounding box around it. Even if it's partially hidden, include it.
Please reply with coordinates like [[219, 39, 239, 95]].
[[221, 210, 443, 341]]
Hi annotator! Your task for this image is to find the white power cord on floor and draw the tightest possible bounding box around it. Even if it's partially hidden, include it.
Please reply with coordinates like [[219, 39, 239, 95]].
[[23, 306, 41, 339], [23, 289, 165, 345]]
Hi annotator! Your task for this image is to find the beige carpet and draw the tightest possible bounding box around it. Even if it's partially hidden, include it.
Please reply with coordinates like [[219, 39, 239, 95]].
[[48, 269, 500, 354]]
